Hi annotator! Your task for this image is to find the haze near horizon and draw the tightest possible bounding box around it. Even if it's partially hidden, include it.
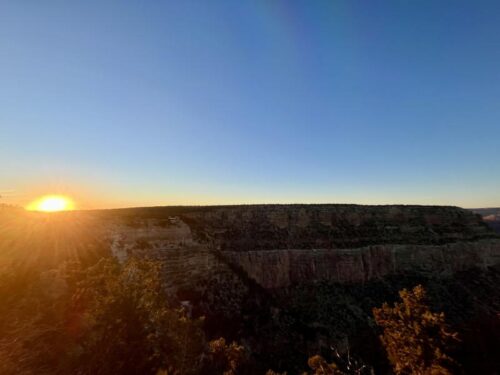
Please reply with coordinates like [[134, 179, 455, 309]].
[[1, 1, 499, 209]]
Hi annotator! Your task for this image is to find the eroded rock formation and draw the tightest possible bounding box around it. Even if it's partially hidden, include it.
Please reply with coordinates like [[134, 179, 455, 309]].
[[100, 204, 500, 290]]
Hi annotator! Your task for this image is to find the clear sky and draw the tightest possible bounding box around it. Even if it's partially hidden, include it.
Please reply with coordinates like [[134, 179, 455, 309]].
[[1, 1, 499, 209]]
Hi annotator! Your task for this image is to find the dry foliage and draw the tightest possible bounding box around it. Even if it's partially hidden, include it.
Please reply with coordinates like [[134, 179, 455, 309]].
[[373, 285, 459, 375], [206, 337, 246, 375]]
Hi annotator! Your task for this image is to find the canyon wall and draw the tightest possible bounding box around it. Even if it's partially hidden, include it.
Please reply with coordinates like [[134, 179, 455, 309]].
[[180, 204, 494, 250], [101, 204, 500, 290], [105, 218, 232, 294], [222, 240, 500, 288]]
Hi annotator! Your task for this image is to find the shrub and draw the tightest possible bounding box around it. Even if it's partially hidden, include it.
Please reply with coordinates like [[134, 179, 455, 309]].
[[373, 285, 459, 375]]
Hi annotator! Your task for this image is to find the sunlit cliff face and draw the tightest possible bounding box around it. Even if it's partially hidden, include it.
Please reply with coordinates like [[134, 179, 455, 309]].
[[26, 195, 75, 212]]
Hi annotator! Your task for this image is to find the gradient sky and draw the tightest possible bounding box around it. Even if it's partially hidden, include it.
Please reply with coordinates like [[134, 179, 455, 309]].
[[1, 1, 500, 209]]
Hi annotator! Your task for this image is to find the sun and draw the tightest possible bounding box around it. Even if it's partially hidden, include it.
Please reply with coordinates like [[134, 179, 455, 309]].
[[26, 195, 75, 212]]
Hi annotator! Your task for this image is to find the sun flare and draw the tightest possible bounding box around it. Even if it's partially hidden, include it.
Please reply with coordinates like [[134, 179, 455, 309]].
[[26, 195, 75, 212]]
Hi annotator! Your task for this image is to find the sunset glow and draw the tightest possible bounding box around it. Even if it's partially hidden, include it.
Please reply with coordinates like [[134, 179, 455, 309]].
[[26, 195, 75, 212]]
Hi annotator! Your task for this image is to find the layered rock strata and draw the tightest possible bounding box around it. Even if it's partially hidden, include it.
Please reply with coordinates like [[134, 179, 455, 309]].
[[222, 240, 500, 288], [100, 205, 500, 290]]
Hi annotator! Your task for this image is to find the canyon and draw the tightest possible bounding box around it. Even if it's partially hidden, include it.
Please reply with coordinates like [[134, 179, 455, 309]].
[[96, 204, 500, 373], [99, 204, 500, 290], [1, 204, 499, 373]]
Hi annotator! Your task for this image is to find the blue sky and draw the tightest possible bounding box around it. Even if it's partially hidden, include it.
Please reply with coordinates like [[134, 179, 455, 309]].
[[1, 1, 499, 208]]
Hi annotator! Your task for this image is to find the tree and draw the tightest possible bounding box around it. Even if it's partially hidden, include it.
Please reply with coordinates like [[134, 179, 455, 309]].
[[373, 285, 459, 375], [75, 257, 205, 375], [205, 337, 245, 375], [307, 354, 344, 375]]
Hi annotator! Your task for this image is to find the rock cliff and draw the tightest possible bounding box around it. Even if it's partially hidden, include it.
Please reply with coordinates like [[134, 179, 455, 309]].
[[222, 240, 500, 288], [99, 204, 500, 290], [180, 204, 494, 249]]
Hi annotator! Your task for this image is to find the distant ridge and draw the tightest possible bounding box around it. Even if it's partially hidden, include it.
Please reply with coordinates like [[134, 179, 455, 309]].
[[470, 207, 500, 233]]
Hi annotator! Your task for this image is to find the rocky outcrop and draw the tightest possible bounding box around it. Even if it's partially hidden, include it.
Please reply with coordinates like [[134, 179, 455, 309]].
[[103, 217, 233, 294]]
